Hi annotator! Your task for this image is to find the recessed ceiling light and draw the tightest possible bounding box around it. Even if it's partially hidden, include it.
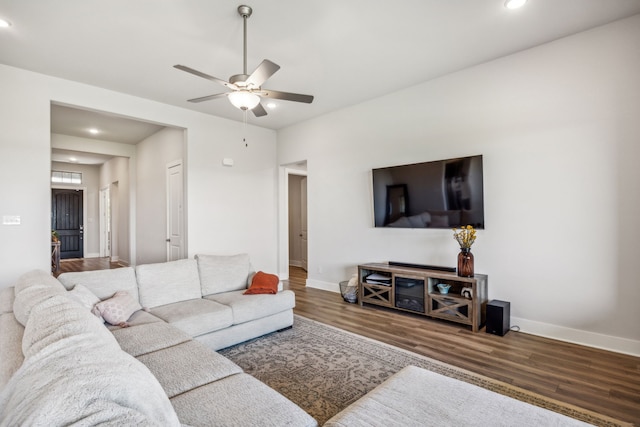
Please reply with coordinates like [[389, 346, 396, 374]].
[[266, 103, 277, 109], [88, 128, 100, 135], [0, 18, 12, 28], [69, 157, 78, 163], [504, 0, 526, 10]]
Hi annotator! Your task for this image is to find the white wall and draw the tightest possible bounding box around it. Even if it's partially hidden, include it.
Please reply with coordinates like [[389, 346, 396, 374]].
[[136, 127, 184, 265], [277, 15, 640, 355], [0, 64, 278, 286], [50, 161, 101, 257]]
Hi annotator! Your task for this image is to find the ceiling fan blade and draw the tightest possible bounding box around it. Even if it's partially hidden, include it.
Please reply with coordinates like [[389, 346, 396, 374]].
[[187, 93, 228, 103], [174, 65, 237, 89], [252, 103, 268, 117], [245, 60, 280, 88], [260, 89, 314, 104]]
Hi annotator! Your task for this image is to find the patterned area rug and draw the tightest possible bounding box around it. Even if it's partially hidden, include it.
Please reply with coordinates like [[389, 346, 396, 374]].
[[219, 315, 629, 426]]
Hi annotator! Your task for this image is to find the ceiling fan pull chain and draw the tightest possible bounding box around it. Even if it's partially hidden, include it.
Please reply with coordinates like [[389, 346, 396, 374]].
[[243, 109, 248, 147]]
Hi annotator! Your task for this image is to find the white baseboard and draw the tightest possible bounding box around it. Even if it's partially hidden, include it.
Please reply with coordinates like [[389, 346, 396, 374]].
[[512, 316, 640, 357], [306, 279, 340, 294], [84, 253, 100, 258]]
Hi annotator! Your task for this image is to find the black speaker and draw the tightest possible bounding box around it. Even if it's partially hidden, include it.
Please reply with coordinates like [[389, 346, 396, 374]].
[[486, 300, 510, 336]]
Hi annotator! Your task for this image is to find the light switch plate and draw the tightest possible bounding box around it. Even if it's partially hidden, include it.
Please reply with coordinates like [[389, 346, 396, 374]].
[[2, 215, 21, 225]]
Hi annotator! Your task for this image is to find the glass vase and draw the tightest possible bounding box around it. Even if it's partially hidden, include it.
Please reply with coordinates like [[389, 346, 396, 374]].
[[457, 248, 474, 277]]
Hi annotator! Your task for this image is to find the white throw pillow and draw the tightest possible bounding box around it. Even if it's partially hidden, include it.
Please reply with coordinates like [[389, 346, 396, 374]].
[[67, 284, 104, 323], [93, 291, 142, 326]]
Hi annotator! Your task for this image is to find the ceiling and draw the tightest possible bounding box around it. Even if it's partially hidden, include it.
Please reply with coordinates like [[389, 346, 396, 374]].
[[51, 105, 166, 145], [50, 104, 167, 165], [2, 1, 640, 140]]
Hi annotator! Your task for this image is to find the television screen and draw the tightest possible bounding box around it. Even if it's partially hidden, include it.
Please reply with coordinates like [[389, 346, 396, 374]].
[[372, 155, 484, 229]]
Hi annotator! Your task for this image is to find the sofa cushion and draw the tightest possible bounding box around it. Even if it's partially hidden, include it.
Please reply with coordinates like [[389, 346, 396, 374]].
[[205, 289, 296, 325], [137, 340, 243, 398], [169, 372, 317, 427], [67, 284, 104, 322], [13, 269, 66, 296], [12, 271, 67, 327], [57, 267, 139, 301], [195, 310, 293, 351], [21, 294, 118, 359], [1, 294, 181, 426], [0, 287, 15, 314], [136, 259, 202, 308], [149, 298, 233, 337], [112, 321, 192, 357], [0, 313, 24, 391], [105, 309, 163, 331], [196, 253, 251, 296]]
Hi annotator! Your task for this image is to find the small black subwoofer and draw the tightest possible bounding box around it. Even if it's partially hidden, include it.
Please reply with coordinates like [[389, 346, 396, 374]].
[[486, 300, 510, 336]]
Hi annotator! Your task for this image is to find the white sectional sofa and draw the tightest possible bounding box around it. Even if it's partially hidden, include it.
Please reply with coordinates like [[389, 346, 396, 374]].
[[0, 254, 317, 426]]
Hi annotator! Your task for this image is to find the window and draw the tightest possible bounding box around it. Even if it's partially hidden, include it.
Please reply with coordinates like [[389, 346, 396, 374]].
[[51, 170, 82, 185]]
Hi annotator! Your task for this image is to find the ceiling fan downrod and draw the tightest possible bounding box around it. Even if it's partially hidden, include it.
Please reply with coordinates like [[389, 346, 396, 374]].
[[238, 5, 252, 77]]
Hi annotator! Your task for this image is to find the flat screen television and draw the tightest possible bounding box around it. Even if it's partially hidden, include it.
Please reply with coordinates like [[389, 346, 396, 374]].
[[372, 155, 484, 229]]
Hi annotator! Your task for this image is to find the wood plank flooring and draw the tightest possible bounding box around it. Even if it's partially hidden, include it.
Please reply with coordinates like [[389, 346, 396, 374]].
[[55, 260, 639, 425], [54, 257, 123, 277], [285, 267, 640, 426]]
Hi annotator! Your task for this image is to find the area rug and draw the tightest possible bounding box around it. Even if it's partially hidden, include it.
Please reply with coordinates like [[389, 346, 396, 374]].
[[219, 315, 629, 426]]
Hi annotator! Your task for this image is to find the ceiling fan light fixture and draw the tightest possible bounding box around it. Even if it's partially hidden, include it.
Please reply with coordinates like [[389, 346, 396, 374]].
[[228, 90, 260, 111]]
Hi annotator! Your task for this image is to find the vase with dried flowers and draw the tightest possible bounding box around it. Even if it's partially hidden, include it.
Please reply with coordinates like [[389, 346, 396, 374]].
[[453, 225, 476, 277]]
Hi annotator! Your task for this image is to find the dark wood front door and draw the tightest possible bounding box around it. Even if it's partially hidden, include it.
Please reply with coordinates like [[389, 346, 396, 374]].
[[52, 189, 84, 259]]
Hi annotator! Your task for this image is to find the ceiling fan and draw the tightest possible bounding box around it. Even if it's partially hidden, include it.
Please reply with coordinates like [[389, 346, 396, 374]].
[[174, 5, 314, 117]]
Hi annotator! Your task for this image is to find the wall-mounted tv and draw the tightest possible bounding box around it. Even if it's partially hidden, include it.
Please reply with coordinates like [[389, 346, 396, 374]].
[[372, 155, 484, 229]]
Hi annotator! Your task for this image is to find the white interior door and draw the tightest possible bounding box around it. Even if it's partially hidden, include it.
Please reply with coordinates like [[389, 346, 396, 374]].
[[301, 177, 308, 271], [166, 160, 184, 261]]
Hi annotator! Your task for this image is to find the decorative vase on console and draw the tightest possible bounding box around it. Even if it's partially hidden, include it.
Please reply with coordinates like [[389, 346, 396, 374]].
[[457, 248, 474, 277], [453, 225, 476, 277]]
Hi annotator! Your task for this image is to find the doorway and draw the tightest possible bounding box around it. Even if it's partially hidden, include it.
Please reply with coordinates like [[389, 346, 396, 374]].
[[51, 189, 84, 259], [287, 171, 308, 273], [51, 103, 187, 267]]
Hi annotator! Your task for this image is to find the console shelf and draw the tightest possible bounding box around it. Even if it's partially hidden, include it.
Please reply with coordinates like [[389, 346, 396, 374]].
[[358, 262, 488, 332]]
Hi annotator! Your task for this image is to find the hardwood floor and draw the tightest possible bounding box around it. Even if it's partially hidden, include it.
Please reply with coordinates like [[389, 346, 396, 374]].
[[285, 267, 640, 426], [54, 257, 123, 277], [54, 261, 639, 424]]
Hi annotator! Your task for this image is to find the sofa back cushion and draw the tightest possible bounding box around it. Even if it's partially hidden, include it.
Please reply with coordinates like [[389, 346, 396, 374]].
[[21, 294, 118, 359], [136, 259, 201, 308], [12, 270, 67, 327], [195, 253, 251, 296], [57, 267, 139, 301]]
